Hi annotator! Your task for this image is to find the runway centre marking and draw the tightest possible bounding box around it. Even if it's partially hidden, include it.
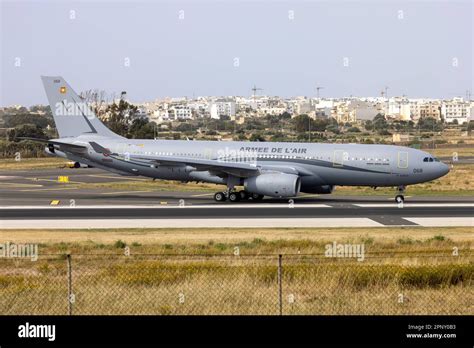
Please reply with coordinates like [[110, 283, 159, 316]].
[[354, 203, 474, 208]]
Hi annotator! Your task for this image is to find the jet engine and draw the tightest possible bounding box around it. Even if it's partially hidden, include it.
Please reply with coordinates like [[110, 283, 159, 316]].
[[244, 173, 301, 197]]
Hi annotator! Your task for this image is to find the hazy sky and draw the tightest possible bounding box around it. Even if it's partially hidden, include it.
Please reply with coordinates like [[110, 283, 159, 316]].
[[1, 0, 472, 106]]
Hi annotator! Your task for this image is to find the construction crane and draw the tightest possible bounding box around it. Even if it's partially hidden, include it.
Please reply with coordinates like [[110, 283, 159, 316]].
[[251, 85, 263, 98]]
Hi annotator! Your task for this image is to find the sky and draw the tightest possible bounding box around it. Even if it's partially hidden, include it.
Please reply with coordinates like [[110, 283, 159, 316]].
[[0, 0, 472, 106]]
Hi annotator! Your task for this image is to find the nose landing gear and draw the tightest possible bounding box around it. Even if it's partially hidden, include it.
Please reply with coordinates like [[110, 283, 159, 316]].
[[395, 185, 406, 203]]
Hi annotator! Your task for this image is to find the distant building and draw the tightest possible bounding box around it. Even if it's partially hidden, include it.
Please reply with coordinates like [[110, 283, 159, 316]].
[[385, 97, 411, 121], [441, 98, 471, 124], [349, 100, 381, 121], [419, 101, 441, 120], [392, 133, 410, 143], [171, 105, 193, 120], [332, 103, 356, 123], [209, 99, 236, 119]]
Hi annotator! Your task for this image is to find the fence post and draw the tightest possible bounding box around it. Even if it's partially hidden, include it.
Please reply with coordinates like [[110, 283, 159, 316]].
[[278, 254, 282, 315], [67, 254, 72, 315]]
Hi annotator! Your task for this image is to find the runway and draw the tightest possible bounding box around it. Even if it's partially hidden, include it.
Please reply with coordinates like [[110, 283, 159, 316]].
[[0, 167, 472, 229]]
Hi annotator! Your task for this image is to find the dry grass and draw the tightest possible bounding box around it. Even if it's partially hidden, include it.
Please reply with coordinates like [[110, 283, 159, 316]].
[[428, 147, 474, 157], [336, 163, 473, 196], [0, 158, 68, 170], [0, 228, 472, 315], [78, 180, 222, 192], [1, 254, 472, 315], [1, 226, 473, 246]]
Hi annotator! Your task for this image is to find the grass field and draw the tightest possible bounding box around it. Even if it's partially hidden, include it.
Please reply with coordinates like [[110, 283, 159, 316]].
[[429, 147, 474, 157], [0, 227, 472, 315], [0, 157, 68, 170], [0, 226, 472, 248]]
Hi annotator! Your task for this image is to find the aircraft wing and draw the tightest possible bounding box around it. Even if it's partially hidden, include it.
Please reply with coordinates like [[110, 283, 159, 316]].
[[127, 153, 260, 177]]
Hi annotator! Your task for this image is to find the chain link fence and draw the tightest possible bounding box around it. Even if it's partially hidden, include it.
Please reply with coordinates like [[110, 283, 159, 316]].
[[0, 253, 472, 315]]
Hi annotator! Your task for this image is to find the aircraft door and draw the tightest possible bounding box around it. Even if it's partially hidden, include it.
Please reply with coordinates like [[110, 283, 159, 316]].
[[398, 151, 408, 168], [333, 150, 346, 167]]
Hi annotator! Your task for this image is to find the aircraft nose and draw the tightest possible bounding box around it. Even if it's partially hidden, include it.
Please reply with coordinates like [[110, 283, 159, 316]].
[[439, 162, 450, 177]]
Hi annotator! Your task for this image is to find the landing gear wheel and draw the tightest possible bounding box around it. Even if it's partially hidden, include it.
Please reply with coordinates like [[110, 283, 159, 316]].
[[228, 192, 240, 202], [395, 195, 404, 204], [250, 193, 264, 201], [214, 192, 227, 202], [238, 191, 249, 200]]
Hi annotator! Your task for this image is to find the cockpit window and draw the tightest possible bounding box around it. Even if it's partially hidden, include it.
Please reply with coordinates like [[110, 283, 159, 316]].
[[429, 158, 434, 162], [423, 157, 429, 162], [434, 158, 440, 162], [423, 157, 438, 163]]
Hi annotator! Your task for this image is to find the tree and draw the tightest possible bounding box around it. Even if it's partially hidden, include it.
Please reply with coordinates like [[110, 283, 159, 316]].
[[467, 121, 474, 131], [104, 99, 139, 136], [364, 120, 373, 131], [373, 114, 388, 133], [418, 117, 443, 131], [347, 126, 360, 133], [2, 113, 53, 129], [175, 123, 195, 132], [292, 114, 311, 133], [80, 89, 109, 119], [9, 124, 47, 141], [249, 133, 265, 142]]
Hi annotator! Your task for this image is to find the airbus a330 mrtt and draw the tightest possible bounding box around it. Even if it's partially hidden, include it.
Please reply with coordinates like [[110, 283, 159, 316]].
[[28, 76, 450, 203]]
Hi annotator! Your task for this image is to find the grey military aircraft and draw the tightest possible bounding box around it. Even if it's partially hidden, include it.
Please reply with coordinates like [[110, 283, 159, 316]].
[[31, 76, 449, 203]]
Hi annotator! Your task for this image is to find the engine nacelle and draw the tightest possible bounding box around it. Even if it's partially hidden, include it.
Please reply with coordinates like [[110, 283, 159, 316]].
[[244, 173, 301, 198], [302, 185, 335, 194]]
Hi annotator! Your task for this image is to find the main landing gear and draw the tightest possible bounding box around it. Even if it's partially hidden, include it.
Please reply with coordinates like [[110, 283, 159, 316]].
[[213, 190, 264, 202], [395, 185, 406, 203]]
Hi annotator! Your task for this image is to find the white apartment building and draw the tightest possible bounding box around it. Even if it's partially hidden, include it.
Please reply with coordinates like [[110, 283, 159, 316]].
[[441, 98, 471, 124], [209, 99, 236, 119], [174, 105, 193, 120], [385, 97, 411, 121]]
